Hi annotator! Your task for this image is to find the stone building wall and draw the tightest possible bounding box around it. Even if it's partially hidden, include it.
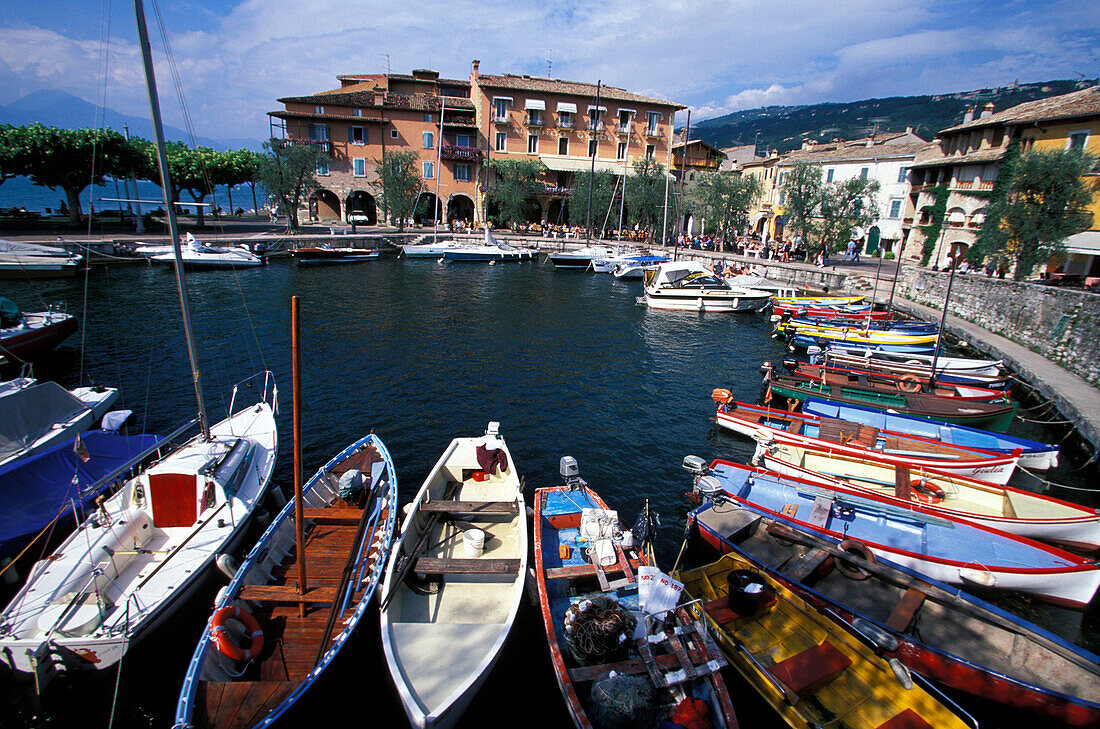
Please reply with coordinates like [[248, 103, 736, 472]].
[[897, 268, 1100, 387]]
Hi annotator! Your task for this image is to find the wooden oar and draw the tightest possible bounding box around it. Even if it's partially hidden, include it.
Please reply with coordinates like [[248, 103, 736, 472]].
[[380, 480, 462, 611]]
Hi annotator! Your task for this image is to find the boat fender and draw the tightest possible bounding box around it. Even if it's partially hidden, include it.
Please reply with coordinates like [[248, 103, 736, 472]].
[[711, 388, 733, 405], [214, 585, 229, 607], [911, 479, 946, 504], [897, 375, 922, 393], [835, 540, 875, 580], [850, 617, 899, 652], [210, 605, 264, 662], [888, 657, 914, 690], [959, 567, 997, 588], [215, 553, 239, 581]]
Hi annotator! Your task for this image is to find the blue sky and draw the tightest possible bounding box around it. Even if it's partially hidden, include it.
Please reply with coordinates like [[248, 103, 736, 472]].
[[0, 0, 1097, 143]]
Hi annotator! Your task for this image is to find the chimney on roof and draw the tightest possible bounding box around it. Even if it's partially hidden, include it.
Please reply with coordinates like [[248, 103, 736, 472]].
[[906, 126, 913, 135], [962, 106, 975, 124], [802, 139, 816, 149], [472, 59, 480, 80], [412, 69, 439, 81], [980, 102, 995, 118], [373, 85, 385, 105]]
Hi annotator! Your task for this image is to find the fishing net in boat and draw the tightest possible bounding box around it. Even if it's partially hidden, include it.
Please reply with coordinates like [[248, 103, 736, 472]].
[[590, 673, 657, 729], [564, 596, 636, 665]]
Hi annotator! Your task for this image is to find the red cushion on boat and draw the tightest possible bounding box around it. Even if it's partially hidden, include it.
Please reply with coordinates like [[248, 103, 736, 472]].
[[769, 640, 852, 694], [148, 472, 197, 528], [875, 708, 934, 729]]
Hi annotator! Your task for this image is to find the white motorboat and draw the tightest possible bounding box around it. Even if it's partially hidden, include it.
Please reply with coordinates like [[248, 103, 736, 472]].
[[826, 345, 1007, 377], [0, 240, 82, 279], [0, 374, 277, 677], [151, 234, 263, 269], [442, 228, 537, 262], [131, 242, 176, 258], [642, 261, 772, 312], [0, 379, 121, 469], [402, 240, 461, 258], [380, 422, 527, 729], [612, 254, 670, 279], [725, 273, 799, 298], [546, 245, 614, 269], [590, 247, 644, 273]]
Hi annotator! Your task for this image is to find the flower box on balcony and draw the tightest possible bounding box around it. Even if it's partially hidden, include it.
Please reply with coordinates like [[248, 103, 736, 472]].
[[441, 145, 482, 162]]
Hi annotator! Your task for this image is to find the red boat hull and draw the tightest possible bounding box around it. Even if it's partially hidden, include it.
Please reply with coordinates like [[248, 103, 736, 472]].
[[0, 314, 78, 363]]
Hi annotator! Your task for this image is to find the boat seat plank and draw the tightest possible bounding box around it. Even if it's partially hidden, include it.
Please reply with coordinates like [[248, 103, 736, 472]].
[[198, 680, 295, 729], [417, 500, 519, 514], [784, 547, 832, 582], [412, 557, 520, 574], [875, 708, 934, 729], [885, 588, 927, 632], [768, 640, 852, 696], [786, 420, 803, 434], [567, 648, 710, 683], [807, 496, 832, 528], [544, 560, 642, 580], [301, 507, 362, 525], [238, 584, 339, 605]]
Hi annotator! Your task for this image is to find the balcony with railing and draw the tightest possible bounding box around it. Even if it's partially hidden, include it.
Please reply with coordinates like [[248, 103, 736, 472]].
[[543, 185, 572, 197], [644, 126, 663, 138], [493, 113, 510, 124], [442, 114, 477, 128], [587, 119, 605, 131], [557, 117, 576, 130], [525, 113, 545, 127], [616, 123, 631, 134], [285, 138, 332, 154], [441, 145, 482, 162]]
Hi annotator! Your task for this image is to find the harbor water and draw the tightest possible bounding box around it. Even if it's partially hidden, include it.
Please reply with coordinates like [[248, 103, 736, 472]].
[[1, 254, 1096, 728]]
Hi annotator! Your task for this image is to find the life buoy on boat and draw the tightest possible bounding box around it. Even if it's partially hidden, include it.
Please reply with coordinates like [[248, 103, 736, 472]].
[[835, 539, 875, 580], [911, 479, 946, 504], [897, 374, 921, 393], [210, 605, 264, 662]]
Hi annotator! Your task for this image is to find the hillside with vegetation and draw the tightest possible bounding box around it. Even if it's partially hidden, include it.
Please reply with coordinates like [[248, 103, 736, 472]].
[[692, 78, 1092, 153]]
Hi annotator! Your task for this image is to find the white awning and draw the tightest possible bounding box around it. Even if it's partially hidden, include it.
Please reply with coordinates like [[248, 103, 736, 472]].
[[557, 102, 577, 113], [524, 99, 546, 111], [492, 96, 513, 103], [588, 105, 607, 112], [1064, 230, 1100, 256], [618, 108, 636, 116], [539, 155, 673, 178]]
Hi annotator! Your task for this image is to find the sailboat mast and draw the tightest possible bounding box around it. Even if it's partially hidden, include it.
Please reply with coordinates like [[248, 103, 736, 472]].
[[133, 0, 210, 438], [585, 81, 601, 244], [616, 113, 630, 246], [928, 262, 958, 386]]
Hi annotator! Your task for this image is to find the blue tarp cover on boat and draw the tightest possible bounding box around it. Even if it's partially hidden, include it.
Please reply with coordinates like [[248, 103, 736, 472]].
[[0, 430, 161, 549]]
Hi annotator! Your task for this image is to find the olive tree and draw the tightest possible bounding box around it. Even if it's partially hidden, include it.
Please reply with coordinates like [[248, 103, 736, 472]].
[[374, 149, 422, 231], [256, 139, 327, 233]]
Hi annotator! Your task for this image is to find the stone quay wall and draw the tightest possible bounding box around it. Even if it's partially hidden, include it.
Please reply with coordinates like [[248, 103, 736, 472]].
[[896, 269, 1100, 388]]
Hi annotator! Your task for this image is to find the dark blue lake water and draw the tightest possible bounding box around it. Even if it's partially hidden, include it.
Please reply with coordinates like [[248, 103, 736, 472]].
[[1, 255, 1094, 728]]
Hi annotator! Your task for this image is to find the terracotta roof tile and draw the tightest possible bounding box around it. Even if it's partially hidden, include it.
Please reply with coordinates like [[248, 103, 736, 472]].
[[941, 85, 1100, 133], [277, 89, 474, 112], [475, 73, 683, 109]]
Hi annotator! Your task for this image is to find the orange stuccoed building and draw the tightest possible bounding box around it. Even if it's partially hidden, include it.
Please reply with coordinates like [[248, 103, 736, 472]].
[[269, 61, 683, 227]]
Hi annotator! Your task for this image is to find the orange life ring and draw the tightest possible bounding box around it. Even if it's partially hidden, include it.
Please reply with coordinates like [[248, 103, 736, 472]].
[[897, 374, 921, 393], [911, 479, 946, 504], [210, 605, 264, 662], [836, 539, 875, 580]]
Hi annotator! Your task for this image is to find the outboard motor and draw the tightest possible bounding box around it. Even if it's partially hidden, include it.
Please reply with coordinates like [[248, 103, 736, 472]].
[[781, 356, 801, 372], [560, 456, 586, 491]]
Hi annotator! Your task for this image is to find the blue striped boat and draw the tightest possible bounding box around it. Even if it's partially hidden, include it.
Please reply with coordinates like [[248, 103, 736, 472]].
[[175, 433, 398, 729], [802, 398, 1059, 470]]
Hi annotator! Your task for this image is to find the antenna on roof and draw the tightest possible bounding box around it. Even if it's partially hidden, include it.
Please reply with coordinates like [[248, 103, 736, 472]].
[[547, 48, 553, 77], [380, 53, 391, 75]]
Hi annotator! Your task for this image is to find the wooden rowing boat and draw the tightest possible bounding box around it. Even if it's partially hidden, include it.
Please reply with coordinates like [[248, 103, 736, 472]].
[[764, 367, 1019, 432], [534, 479, 739, 729], [824, 351, 1012, 390], [713, 396, 1021, 484], [690, 501, 1100, 728], [802, 398, 1059, 470], [380, 422, 527, 729], [789, 363, 1013, 402], [675, 551, 972, 729], [683, 457, 1100, 608], [756, 440, 1100, 552], [175, 433, 398, 729]]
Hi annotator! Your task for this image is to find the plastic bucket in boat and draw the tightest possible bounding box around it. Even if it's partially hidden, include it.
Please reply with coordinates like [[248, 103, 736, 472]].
[[463, 529, 486, 558], [727, 569, 768, 616]]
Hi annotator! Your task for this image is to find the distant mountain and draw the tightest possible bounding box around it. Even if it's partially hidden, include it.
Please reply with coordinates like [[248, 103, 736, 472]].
[[691, 79, 1093, 154], [0, 89, 261, 151]]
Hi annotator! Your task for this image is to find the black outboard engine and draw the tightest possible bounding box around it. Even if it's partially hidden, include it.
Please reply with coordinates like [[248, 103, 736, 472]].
[[781, 356, 801, 372]]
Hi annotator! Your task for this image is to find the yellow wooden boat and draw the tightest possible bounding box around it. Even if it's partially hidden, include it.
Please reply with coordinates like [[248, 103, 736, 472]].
[[776, 321, 939, 347], [676, 553, 970, 729], [773, 295, 866, 306]]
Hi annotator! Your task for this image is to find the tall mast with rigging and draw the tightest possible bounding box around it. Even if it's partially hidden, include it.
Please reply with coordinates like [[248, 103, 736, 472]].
[[133, 0, 210, 438]]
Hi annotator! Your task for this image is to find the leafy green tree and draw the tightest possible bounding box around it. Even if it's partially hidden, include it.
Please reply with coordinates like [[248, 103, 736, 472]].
[[256, 139, 326, 233], [2, 123, 144, 225], [693, 171, 761, 242], [969, 138, 1020, 266], [817, 176, 881, 250], [917, 184, 950, 266], [780, 162, 824, 244], [623, 157, 670, 240], [487, 159, 546, 228], [213, 149, 261, 215], [0, 125, 23, 189], [568, 168, 618, 237], [992, 148, 1096, 280], [374, 149, 421, 232]]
